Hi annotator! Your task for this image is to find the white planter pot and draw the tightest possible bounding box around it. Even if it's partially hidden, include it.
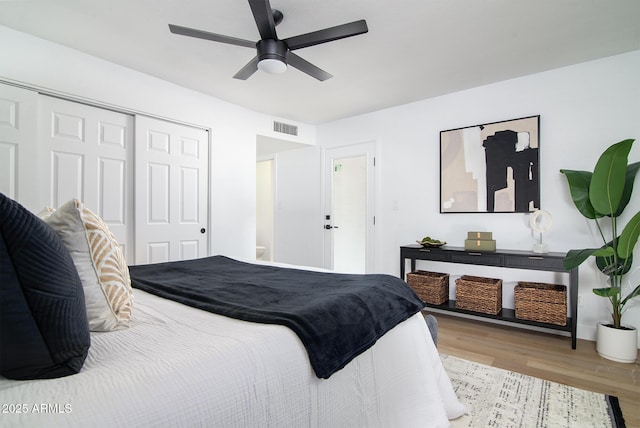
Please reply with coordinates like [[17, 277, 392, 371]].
[[596, 322, 638, 363]]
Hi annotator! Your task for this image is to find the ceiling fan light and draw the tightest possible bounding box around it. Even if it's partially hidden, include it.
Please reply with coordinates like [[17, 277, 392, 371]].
[[258, 58, 287, 74]]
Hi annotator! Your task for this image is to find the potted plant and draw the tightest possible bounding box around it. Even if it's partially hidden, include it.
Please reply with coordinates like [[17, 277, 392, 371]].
[[560, 138, 640, 363]]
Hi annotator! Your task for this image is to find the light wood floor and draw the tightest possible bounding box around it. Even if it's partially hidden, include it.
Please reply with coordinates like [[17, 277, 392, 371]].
[[432, 312, 639, 427]]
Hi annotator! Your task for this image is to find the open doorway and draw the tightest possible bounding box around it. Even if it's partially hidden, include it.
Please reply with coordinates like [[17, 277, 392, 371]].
[[256, 135, 311, 263], [256, 159, 274, 261]]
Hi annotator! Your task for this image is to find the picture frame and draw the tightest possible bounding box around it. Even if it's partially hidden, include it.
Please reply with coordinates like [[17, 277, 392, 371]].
[[440, 115, 540, 213]]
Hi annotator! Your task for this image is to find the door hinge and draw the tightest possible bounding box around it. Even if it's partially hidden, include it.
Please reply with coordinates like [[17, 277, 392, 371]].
[[373, 216, 376, 225]]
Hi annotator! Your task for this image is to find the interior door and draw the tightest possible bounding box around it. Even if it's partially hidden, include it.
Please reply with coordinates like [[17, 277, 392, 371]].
[[323, 142, 375, 273], [38, 95, 134, 261], [135, 115, 209, 264]]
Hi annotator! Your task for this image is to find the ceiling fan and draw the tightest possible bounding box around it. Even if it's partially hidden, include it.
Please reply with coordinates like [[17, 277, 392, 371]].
[[168, 0, 368, 81]]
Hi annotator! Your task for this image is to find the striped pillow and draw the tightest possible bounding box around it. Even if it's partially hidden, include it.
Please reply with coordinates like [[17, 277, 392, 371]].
[[45, 199, 133, 331]]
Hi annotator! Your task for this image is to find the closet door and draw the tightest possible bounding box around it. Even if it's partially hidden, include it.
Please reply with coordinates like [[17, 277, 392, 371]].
[[38, 95, 134, 262], [0, 84, 38, 211], [134, 115, 209, 264]]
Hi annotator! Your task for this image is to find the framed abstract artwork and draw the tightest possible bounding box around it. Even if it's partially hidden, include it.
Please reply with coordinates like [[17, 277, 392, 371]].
[[440, 115, 540, 213]]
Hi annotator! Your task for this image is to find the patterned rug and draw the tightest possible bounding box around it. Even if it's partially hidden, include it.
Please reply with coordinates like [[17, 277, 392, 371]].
[[441, 354, 625, 428]]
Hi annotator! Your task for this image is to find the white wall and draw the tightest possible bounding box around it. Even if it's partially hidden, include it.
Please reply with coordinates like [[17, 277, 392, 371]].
[[273, 146, 323, 267], [4, 23, 639, 342], [316, 51, 640, 342], [0, 25, 316, 261]]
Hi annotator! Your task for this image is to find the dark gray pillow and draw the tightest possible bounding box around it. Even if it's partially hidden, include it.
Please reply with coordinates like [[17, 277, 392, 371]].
[[0, 193, 90, 379], [424, 314, 438, 346]]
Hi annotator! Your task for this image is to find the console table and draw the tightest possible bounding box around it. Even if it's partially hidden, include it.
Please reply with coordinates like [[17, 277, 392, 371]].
[[400, 244, 578, 348]]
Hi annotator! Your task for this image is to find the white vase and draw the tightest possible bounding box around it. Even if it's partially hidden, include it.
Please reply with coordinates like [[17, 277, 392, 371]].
[[596, 322, 638, 363]]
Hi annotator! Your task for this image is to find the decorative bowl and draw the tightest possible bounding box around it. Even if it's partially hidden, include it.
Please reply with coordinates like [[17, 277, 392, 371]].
[[416, 240, 446, 247]]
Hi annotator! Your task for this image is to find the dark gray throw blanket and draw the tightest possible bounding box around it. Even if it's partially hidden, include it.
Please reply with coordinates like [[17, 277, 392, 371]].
[[129, 256, 424, 378]]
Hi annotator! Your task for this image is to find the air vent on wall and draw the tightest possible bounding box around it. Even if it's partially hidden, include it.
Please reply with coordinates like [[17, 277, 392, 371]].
[[273, 121, 298, 136]]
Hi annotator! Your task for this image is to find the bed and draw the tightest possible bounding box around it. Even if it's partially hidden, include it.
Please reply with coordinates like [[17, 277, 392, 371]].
[[0, 193, 466, 427]]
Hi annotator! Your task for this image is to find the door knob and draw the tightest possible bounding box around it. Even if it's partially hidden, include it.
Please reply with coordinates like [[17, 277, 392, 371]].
[[200, 228, 206, 234]]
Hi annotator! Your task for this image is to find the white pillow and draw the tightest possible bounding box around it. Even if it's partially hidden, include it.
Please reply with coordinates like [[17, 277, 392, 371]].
[[37, 206, 56, 220], [44, 199, 133, 331]]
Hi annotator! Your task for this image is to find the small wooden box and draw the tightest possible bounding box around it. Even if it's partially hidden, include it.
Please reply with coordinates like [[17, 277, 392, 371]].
[[455, 275, 502, 314], [467, 231, 493, 240], [406, 270, 449, 305], [514, 281, 567, 326], [464, 239, 496, 252]]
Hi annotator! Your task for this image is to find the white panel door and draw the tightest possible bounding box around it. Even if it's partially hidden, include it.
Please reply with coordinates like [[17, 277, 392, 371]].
[[135, 115, 208, 264], [0, 83, 38, 211], [38, 95, 134, 262], [330, 155, 367, 273], [323, 142, 376, 273]]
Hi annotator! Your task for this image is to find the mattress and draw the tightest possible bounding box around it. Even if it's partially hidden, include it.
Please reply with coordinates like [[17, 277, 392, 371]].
[[0, 286, 465, 427], [128, 255, 427, 379]]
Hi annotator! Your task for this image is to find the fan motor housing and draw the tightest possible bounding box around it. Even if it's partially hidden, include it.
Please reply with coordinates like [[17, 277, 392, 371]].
[[257, 39, 288, 62]]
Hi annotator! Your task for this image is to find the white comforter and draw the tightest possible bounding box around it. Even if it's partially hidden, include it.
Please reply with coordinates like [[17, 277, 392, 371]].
[[0, 289, 465, 427]]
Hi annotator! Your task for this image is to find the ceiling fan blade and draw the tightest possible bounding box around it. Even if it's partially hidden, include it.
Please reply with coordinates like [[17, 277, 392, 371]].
[[233, 56, 260, 80], [287, 53, 332, 81], [248, 0, 277, 40], [169, 24, 255, 48], [283, 20, 368, 50]]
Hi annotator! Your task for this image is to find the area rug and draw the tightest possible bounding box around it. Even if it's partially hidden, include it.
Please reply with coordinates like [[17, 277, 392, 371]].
[[441, 354, 625, 428]]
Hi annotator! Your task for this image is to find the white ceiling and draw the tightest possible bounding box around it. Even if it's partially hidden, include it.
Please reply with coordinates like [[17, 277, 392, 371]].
[[1, 0, 638, 125]]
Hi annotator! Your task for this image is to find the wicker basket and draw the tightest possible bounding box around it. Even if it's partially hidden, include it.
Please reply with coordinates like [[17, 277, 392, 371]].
[[455, 275, 502, 315], [514, 281, 567, 326], [406, 270, 449, 305]]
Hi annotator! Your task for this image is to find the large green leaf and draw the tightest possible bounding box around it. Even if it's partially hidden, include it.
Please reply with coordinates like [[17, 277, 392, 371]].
[[595, 237, 632, 275], [618, 210, 640, 259], [592, 247, 616, 257], [590, 139, 633, 216], [593, 287, 620, 298], [559, 169, 599, 219], [563, 248, 607, 270], [596, 251, 632, 276], [614, 161, 640, 217]]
